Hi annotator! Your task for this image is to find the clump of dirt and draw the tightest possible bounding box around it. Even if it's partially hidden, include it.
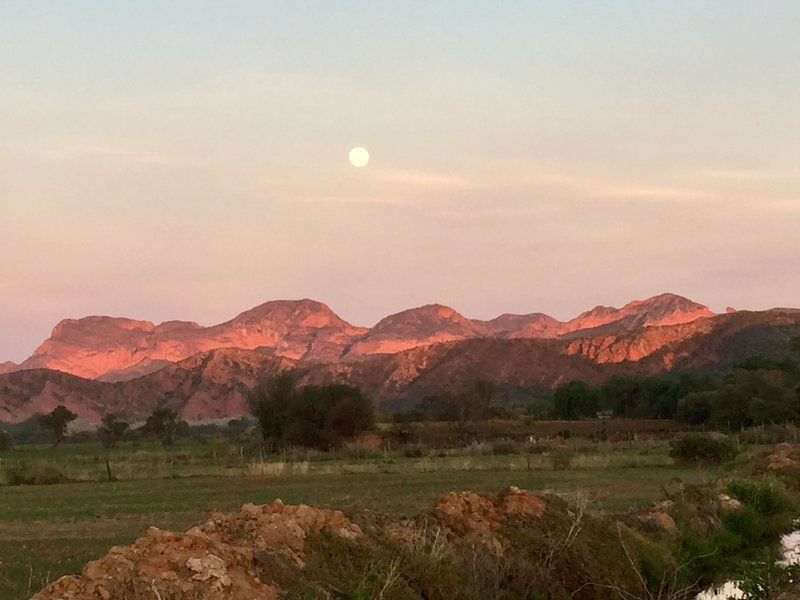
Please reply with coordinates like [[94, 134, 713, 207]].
[[760, 442, 800, 474], [429, 486, 546, 551], [31, 500, 360, 600]]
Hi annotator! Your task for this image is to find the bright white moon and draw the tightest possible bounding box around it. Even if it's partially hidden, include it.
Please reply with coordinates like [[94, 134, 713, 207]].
[[349, 146, 369, 167]]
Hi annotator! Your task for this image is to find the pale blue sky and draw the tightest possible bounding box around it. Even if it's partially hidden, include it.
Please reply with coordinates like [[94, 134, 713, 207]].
[[1, 1, 799, 361]]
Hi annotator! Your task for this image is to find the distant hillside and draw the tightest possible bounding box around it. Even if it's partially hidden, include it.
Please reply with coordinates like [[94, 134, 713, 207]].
[[1, 309, 798, 423], [6, 293, 718, 382]]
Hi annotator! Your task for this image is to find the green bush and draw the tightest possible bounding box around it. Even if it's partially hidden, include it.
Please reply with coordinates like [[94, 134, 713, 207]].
[[728, 479, 794, 516], [3, 461, 71, 486], [669, 434, 738, 465], [402, 444, 426, 458], [0, 429, 12, 452]]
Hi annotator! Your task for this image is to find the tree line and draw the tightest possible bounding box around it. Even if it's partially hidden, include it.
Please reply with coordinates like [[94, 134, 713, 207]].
[[2, 337, 799, 451], [0, 406, 191, 449], [0, 375, 375, 452], [550, 339, 800, 428]]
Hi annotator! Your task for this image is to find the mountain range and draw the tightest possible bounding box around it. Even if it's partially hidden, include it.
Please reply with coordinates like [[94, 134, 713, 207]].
[[1, 293, 798, 423]]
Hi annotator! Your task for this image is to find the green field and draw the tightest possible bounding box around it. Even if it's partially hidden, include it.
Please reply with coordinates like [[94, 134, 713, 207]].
[[0, 437, 744, 600]]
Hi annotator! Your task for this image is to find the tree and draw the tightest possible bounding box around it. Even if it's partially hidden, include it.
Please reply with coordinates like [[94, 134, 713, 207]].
[[98, 413, 129, 448], [675, 391, 713, 425], [249, 374, 375, 450], [710, 369, 799, 428], [0, 429, 12, 452], [553, 381, 598, 420], [463, 379, 498, 421], [140, 408, 181, 446], [38, 405, 77, 445], [249, 372, 296, 449]]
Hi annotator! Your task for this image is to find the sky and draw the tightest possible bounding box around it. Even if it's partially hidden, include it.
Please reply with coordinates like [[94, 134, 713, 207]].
[[1, 1, 799, 362]]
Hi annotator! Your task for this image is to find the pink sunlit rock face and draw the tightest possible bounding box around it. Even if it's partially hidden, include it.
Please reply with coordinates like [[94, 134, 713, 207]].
[[0, 361, 17, 374], [557, 293, 715, 335], [1, 309, 799, 423], [17, 300, 367, 381], [343, 304, 487, 358], [7, 293, 717, 383]]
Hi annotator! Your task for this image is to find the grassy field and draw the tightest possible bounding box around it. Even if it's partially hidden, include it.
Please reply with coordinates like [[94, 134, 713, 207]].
[[0, 436, 749, 600]]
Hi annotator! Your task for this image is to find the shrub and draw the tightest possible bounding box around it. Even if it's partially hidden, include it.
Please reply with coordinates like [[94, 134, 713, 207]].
[[339, 440, 380, 460], [669, 434, 738, 466], [463, 441, 491, 456], [0, 429, 12, 452], [491, 440, 518, 455], [402, 444, 426, 458], [728, 479, 793, 516], [3, 461, 71, 486], [551, 448, 574, 470], [738, 425, 798, 445]]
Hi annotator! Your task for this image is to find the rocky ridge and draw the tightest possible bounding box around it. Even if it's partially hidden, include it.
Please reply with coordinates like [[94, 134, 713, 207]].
[[9, 293, 717, 382], [1, 309, 799, 423]]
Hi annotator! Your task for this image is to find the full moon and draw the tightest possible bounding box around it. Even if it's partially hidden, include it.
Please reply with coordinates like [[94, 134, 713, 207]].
[[348, 146, 369, 167]]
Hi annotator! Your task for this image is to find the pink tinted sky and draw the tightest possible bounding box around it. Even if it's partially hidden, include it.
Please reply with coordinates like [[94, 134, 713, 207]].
[[1, 2, 799, 361]]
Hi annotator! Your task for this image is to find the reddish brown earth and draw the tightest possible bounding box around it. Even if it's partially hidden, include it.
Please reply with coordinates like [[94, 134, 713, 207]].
[[31, 485, 730, 599], [31, 499, 362, 600]]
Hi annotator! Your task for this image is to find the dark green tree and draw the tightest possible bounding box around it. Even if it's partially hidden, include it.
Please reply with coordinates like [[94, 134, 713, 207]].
[[464, 379, 498, 421], [248, 372, 297, 449], [0, 429, 12, 452], [675, 391, 714, 425], [140, 408, 181, 446], [38, 405, 77, 445], [711, 369, 799, 428], [553, 380, 598, 420], [249, 374, 374, 451], [98, 413, 129, 448]]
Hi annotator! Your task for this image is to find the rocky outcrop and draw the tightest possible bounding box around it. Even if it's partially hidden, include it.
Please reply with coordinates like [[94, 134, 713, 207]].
[[18, 300, 367, 380], [344, 304, 486, 358], [0, 361, 17, 375], [7, 293, 721, 382], [2, 310, 799, 423], [475, 312, 561, 338], [558, 293, 714, 336], [563, 318, 715, 365]]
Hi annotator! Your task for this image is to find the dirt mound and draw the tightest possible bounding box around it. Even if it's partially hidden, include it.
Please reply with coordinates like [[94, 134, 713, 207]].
[[431, 486, 546, 551], [755, 443, 800, 475], [31, 487, 681, 600], [767, 443, 800, 472], [32, 500, 361, 600]]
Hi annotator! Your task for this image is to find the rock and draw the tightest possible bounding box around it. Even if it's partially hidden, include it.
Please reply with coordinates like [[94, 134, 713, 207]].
[[639, 511, 677, 534], [186, 555, 231, 590], [718, 494, 743, 512]]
